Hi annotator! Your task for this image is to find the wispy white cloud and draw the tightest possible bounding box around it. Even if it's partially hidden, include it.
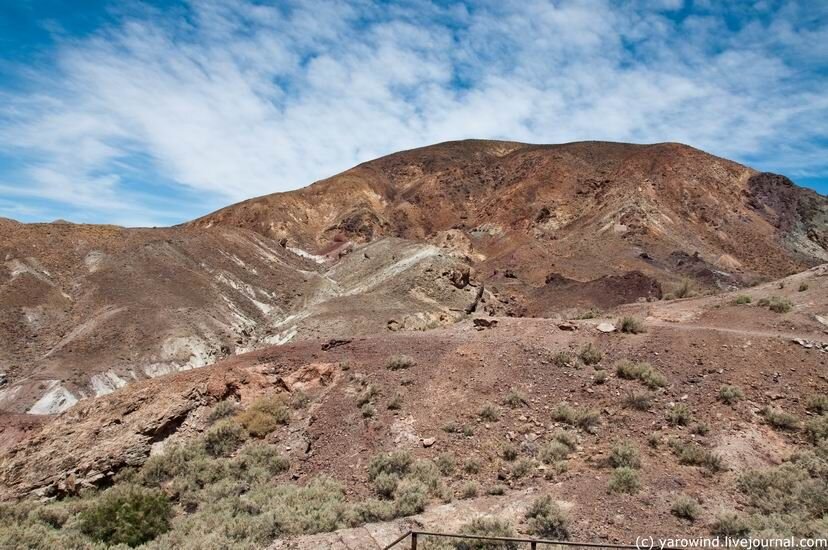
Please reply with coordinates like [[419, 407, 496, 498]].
[[0, 0, 826, 226]]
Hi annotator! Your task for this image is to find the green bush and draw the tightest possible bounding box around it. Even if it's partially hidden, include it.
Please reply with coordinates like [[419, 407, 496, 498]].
[[551, 403, 599, 432], [616, 360, 666, 388], [608, 467, 640, 494], [510, 458, 533, 479], [806, 395, 828, 415], [759, 296, 793, 313], [207, 400, 237, 423], [718, 385, 744, 405], [436, 453, 456, 476], [711, 511, 750, 537], [524, 495, 569, 539], [624, 391, 652, 411], [372, 472, 399, 499], [79, 485, 171, 547], [368, 451, 413, 480], [386, 354, 416, 370], [539, 441, 571, 464], [609, 442, 641, 469], [733, 295, 752, 305], [619, 316, 646, 334], [501, 444, 519, 462], [670, 441, 725, 473], [671, 495, 701, 521], [666, 403, 692, 426], [479, 404, 500, 422], [393, 480, 427, 517], [231, 442, 290, 480], [460, 481, 480, 499], [503, 389, 528, 408], [593, 370, 608, 385], [806, 415, 828, 444], [762, 407, 799, 431], [579, 343, 603, 365], [553, 351, 575, 368], [238, 395, 290, 437], [455, 517, 517, 550], [204, 420, 247, 457]]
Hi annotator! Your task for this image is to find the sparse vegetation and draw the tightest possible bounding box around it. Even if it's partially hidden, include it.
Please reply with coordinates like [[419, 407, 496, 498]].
[[436, 454, 455, 476], [368, 451, 413, 480], [455, 517, 517, 549], [479, 404, 500, 422], [553, 350, 576, 368], [666, 403, 692, 426], [459, 481, 480, 499], [238, 394, 290, 437], [501, 444, 519, 462], [798, 283, 808, 292], [762, 406, 799, 431], [463, 458, 482, 474], [361, 403, 376, 418], [671, 495, 701, 521], [203, 419, 247, 457], [593, 369, 607, 384], [805, 394, 828, 415], [805, 414, 828, 444], [487, 484, 506, 496], [758, 296, 793, 313], [608, 467, 640, 494], [670, 440, 725, 473], [718, 385, 744, 405], [386, 354, 416, 370], [356, 384, 379, 407], [609, 442, 641, 469], [510, 458, 534, 479], [539, 441, 571, 464], [619, 316, 646, 334], [79, 485, 171, 547], [616, 360, 667, 389], [289, 390, 309, 410], [503, 388, 528, 408], [624, 390, 652, 411], [551, 403, 600, 432], [673, 279, 695, 299], [711, 511, 750, 538], [578, 343, 602, 365], [524, 495, 569, 539], [387, 394, 403, 410], [207, 400, 237, 423], [733, 295, 752, 305]]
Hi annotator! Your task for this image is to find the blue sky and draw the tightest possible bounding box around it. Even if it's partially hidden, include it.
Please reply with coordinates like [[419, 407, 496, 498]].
[[0, 0, 826, 227]]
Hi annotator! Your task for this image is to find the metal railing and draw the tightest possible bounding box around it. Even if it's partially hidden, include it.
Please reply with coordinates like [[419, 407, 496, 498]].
[[384, 530, 642, 550]]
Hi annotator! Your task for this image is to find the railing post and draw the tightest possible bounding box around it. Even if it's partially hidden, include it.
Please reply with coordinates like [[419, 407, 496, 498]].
[[411, 532, 417, 550]]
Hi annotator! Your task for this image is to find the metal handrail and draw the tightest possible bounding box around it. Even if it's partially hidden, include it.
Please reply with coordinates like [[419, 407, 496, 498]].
[[384, 530, 642, 549]]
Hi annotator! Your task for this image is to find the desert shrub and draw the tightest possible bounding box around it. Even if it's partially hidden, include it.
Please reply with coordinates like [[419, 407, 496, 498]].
[[501, 444, 519, 462], [372, 472, 399, 499], [759, 296, 793, 313], [204, 420, 247, 457], [806, 415, 828, 444], [368, 451, 413, 480], [231, 442, 290, 481], [647, 433, 660, 448], [619, 316, 646, 334], [479, 404, 500, 422], [733, 295, 752, 305], [673, 279, 694, 299], [487, 485, 506, 496], [671, 495, 701, 521], [436, 453, 456, 476], [525, 495, 569, 540], [799, 283, 809, 292], [575, 308, 601, 319], [667, 403, 692, 426], [552, 430, 578, 449], [670, 441, 725, 473], [79, 485, 171, 547], [290, 391, 310, 410], [551, 403, 599, 432], [387, 394, 403, 410], [361, 403, 375, 418], [207, 400, 237, 423], [350, 499, 395, 524], [460, 481, 480, 499], [608, 467, 640, 494], [593, 370, 608, 385], [539, 441, 571, 464], [719, 385, 744, 405], [393, 480, 427, 517], [806, 395, 828, 415], [409, 460, 443, 495], [503, 389, 528, 408], [711, 511, 750, 537], [386, 354, 416, 370], [356, 384, 378, 406], [609, 442, 641, 469], [624, 391, 652, 411], [691, 423, 710, 436], [762, 407, 799, 431], [553, 351, 576, 368], [238, 395, 290, 437], [463, 458, 482, 474], [511, 458, 534, 479], [454, 517, 517, 550], [579, 343, 602, 365], [443, 422, 474, 437], [616, 360, 666, 388]]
